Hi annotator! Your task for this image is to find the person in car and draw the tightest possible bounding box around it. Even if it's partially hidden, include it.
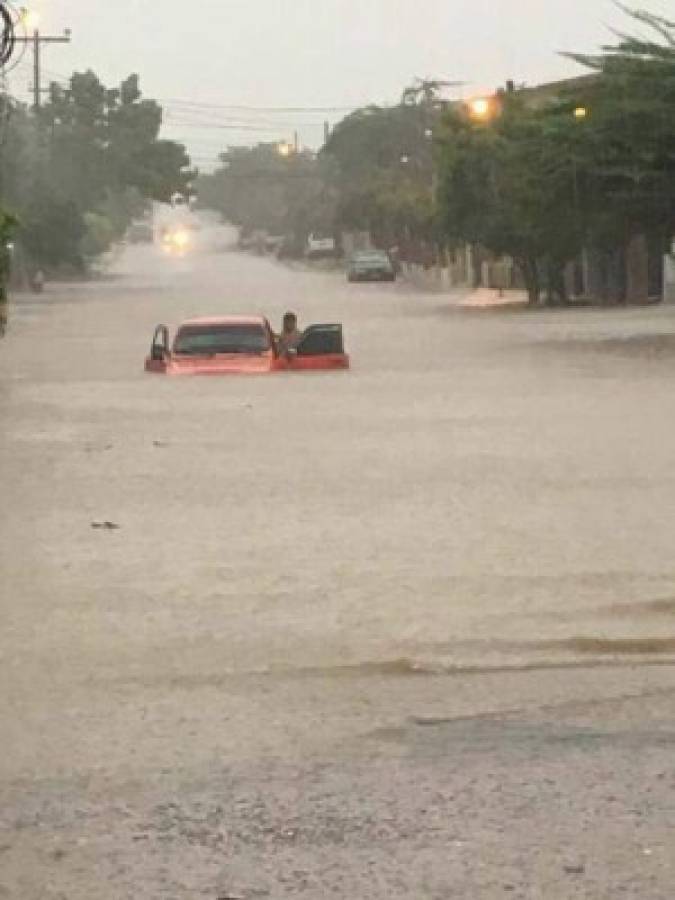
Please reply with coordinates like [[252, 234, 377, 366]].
[[277, 311, 303, 355]]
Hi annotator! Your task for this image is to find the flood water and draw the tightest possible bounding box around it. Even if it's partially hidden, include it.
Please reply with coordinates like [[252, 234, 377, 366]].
[[2, 226, 675, 897]]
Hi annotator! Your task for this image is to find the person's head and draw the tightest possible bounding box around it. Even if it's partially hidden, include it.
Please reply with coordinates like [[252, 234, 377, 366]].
[[283, 312, 297, 333]]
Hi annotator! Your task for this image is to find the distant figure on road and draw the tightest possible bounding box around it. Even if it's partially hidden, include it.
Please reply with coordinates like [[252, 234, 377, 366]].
[[277, 311, 303, 355]]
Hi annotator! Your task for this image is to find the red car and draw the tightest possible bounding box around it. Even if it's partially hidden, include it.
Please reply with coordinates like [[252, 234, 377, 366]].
[[144, 316, 350, 375]]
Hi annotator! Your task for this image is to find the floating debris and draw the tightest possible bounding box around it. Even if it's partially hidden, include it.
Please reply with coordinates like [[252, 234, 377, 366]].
[[563, 864, 586, 876]]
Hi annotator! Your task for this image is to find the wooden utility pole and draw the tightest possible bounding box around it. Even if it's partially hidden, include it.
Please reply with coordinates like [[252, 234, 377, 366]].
[[14, 27, 72, 110]]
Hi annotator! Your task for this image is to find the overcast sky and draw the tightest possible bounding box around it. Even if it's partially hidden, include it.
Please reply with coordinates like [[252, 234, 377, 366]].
[[7, 1, 673, 169]]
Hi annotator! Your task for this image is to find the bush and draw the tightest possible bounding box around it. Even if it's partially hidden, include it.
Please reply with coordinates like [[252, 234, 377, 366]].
[[81, 212, 118, 260]]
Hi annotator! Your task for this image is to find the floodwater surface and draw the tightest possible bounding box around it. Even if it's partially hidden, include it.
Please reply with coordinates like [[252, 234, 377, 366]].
[[1, 227, 675, 897]]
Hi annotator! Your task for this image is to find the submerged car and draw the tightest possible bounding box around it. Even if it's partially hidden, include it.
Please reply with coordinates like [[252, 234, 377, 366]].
[[347, 250, 396, 282], [144, 316, 350, 375]]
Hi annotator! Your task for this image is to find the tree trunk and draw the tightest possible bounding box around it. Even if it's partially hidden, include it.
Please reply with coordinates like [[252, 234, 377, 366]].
[[518, 257, 540, 305], [544, 260, 568, 305], [625, 233, 649, 304]]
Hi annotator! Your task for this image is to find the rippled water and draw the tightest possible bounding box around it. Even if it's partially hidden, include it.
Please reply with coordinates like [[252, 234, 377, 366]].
[[2, 228, 675, 695]]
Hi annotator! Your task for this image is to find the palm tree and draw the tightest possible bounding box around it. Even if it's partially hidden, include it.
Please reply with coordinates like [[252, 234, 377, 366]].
[[401, 78, 465, 107]]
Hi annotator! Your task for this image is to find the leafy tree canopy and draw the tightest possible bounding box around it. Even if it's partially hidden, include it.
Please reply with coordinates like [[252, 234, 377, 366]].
[[0, 71, 192, 273]]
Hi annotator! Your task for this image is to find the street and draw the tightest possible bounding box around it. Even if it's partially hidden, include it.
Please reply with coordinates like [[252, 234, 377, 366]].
[[1, 228, 675, 899]]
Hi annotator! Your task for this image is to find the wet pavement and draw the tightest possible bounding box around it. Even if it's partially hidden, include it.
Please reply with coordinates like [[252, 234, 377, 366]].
[[1, 227, 675, 898]]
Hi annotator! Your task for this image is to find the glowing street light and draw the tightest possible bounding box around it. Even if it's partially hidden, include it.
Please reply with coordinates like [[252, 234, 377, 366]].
[[469, 98, 491, 119], [20, 7, 40, 31], [278, 141, 292, 158]]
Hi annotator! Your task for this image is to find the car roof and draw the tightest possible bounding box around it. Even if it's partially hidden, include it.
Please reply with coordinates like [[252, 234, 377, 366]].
[[178, 315, 268, 328]]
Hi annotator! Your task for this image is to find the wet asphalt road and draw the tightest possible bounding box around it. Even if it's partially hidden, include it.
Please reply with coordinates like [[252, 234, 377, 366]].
[[1, 228, 675, 898]]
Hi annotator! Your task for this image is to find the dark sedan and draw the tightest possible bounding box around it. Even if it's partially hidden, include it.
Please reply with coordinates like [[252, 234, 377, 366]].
[[347, 250, 396, 282]]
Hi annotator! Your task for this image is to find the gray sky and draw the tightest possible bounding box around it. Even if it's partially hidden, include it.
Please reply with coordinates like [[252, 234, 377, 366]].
[[7, 1, 673, 169]]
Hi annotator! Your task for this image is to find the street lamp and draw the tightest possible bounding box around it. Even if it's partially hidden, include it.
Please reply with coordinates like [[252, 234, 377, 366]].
[[468, 97, 494, 121], [20, 7, 39, 31], [277, 141, 292, 158]]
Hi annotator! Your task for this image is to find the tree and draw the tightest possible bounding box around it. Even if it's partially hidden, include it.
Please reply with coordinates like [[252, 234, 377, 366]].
[[401, 78, 461, 107], [564, 8, 675, 269], [322, 103, 438, 249], [43, 72, 192, 208], [197, 143, 331, 244], [436, 7, 675, 305], [0, 71, 192, 273], [437, 95, 586, 303], [20, 186, 85, 269]]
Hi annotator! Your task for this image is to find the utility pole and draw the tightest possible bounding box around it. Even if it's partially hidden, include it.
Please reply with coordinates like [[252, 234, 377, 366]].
[[32, 27, 39, 110], [14, 26, 72, 111]]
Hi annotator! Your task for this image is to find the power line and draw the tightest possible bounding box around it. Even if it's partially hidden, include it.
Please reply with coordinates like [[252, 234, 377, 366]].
[[164, 120, 326, 134], [164, 109, 327, 128], [160, 97, 358, 114], [165, 121, 286, 133]]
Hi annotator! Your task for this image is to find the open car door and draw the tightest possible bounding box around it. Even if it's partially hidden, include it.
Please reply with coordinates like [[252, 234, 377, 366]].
[[287, 324, 350, 371], [144, 325, 170, 373]]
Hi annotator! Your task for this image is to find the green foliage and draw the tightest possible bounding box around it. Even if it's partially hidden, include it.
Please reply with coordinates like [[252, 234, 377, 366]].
[[0, 71, 192, 273], [563, 7, 675, 250], [197, 97, 440, 251], [437, 7, 675, 302], [197, 144, 334, 241], [437, 96, 586, 301], [322, 103, 437, 244], [195, 7, 675, 304], [20, 188, 85, 270], [81, 212, 118, 261]]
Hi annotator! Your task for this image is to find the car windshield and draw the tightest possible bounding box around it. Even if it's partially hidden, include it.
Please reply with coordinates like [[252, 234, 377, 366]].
[[353, 251, 390, 263], [173, 324, 270, 355]]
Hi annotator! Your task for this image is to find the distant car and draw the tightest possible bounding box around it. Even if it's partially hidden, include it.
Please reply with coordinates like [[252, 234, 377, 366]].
[[306, 233, 337, 260], [347, 250, 396, 282], [159, 226, 192, 257], [145, 316, 350, 375]]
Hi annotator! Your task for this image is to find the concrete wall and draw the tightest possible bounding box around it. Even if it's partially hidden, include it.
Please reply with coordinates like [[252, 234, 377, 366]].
[[401, 247, 473, 293]]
